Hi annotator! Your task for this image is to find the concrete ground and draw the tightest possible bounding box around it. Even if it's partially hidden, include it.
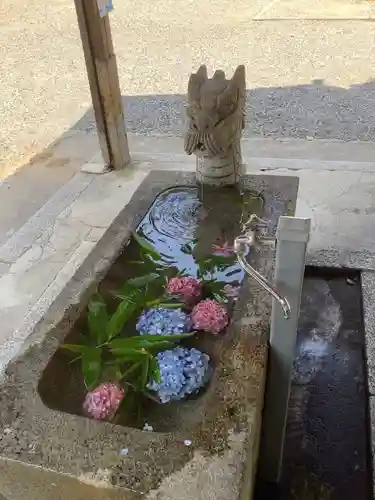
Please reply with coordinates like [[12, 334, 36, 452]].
[[1, 130, 375, 499], [1, 0, 375, 178], [2, 0, 375, 497]]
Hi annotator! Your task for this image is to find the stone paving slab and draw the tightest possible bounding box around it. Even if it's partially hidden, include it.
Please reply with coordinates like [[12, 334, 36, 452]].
[[0, 458, 128, 500], [129, 135, 375, 166], [0, 159, 80, 248], [0, 172, 95, 264]]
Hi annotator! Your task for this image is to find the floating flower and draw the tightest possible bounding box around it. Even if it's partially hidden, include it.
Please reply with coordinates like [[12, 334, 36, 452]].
[[166, 276, 202, 306], [212, 241, 234, 257], [83, 382, 125, 421], [222, 284, 240, 300], [148, 347, 211, 403], [191, 299, 229, 333], [136, 307, 191, 336]]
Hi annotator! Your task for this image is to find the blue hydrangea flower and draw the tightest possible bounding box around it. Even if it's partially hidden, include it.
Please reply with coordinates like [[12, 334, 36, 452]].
[[148, 347, 211, 403], [136, 307, 191, 336]]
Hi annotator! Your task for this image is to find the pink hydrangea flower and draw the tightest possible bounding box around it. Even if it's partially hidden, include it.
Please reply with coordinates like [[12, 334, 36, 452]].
[[212, 241, 234, 257], [167, 276, 202, 306], [191, 299, 229, 334], [83, 382, 125, 421], [222, 284, 240, 299]]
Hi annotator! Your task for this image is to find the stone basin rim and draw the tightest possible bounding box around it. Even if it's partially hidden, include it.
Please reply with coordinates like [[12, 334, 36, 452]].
[[0, 170, 299, 498]]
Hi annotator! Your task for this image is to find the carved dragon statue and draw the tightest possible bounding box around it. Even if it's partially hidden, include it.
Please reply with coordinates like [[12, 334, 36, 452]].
[[184, 65, 246, 188]]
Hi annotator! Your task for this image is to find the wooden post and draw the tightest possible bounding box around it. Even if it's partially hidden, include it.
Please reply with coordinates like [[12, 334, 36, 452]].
[[74, 0, 130, 169]]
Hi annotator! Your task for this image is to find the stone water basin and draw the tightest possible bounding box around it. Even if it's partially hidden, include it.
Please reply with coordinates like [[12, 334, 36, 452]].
[[0, 171, 298, 500]]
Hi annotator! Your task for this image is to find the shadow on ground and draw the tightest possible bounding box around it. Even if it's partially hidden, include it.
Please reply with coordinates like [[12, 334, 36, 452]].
[[72, 79, 375, 142]]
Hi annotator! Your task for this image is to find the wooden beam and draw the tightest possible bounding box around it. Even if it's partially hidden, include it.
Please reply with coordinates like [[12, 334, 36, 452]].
[[74, 0, 130, 169]]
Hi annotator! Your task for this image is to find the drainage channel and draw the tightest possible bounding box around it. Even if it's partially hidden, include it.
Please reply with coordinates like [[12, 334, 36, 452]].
[[255, 267, 372, 500]]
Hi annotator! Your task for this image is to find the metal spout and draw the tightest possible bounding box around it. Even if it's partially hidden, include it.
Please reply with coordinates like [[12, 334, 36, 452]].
[[234, 233, 291, 320]]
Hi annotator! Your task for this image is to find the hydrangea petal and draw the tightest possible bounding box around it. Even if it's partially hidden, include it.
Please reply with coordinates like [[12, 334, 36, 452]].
[[136, 307, 191, 336], [83, 383, 125, 421], [148, 347, 211, 403], [166, 276, 202, 306], [191, 299, 228, 334]]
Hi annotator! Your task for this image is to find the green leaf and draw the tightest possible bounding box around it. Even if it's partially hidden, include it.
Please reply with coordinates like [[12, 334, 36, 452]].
[[112, 292, 135, 301], [121, 361, 142, 381], [144, 295, 184, 308], [106, 290, 141, 340], [157, 302, 185, 309], [165, 266, 180, 279], [102, 363, 123, 382], [110, 335, 192, 355], [226, 268, 241, 278], [180, 242, 194, 255], [61, 344, 88, 354], [213, 292, 228, 303], [150, 357, 161, 383], [109, 333, 193, 349], [126, 273, 160, 288], [111, 283, 142, 301], [68, 355, 83, 365], [203, 279, 230, 303], [112, 389, 136, 424], [145, 297, 162, 307], [210, 253, 236, 263], [88, 296, 108, 344], [110, 347, 149, 358], [130, 333, 194, 342], [82, 348, 102, 390], [139, 250, 158, 268], [204, 280, 226, 293], [143, 389, 162, 403], [197, 254, 236, 277], [110, 340, 175, 354], [136, 340, 176, 351], [109, 354, 148, 364], [140, 356, 150, 389], [132, 232, 161, 260], [177, 268, 189, 277]]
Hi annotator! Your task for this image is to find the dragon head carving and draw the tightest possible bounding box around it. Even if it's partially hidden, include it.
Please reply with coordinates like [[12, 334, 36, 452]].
[[184, 65, 246, 158]]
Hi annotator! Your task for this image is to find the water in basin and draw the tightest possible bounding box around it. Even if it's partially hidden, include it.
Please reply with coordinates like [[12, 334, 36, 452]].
[[38, 185, 264, 432]]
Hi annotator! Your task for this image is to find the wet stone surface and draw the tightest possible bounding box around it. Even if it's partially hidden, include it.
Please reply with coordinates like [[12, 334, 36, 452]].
[[256, 268, 372, 500]]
